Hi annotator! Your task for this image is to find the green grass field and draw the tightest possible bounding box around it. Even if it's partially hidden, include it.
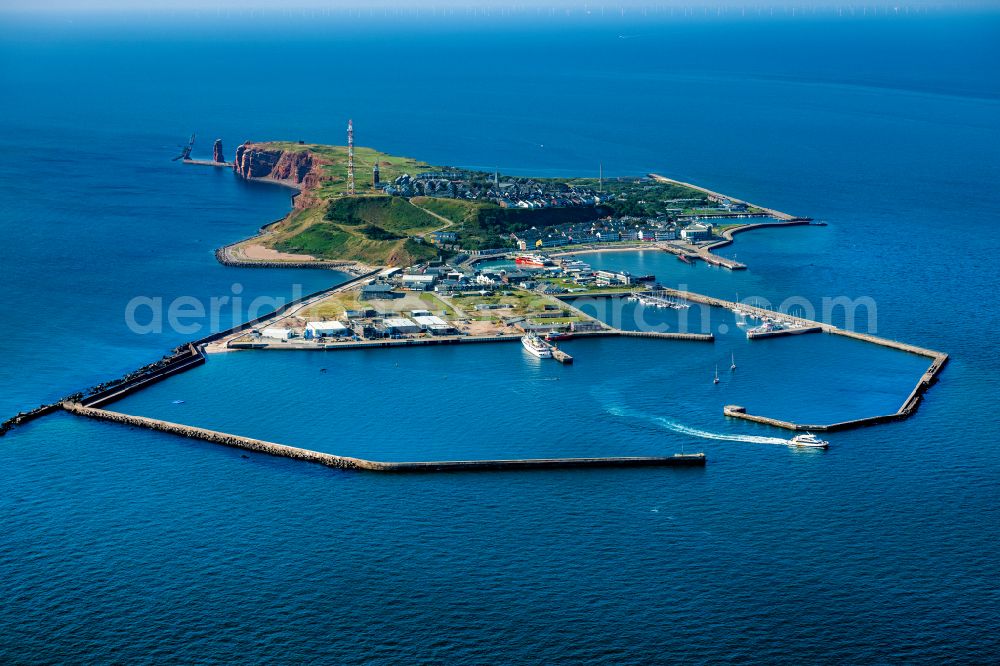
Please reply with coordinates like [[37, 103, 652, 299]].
[[249, 141, 714, 266]]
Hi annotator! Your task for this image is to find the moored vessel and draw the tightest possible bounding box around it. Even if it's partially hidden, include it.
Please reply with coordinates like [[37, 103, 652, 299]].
[[522, 333, 554, 358], [515, 253, 552, 267]]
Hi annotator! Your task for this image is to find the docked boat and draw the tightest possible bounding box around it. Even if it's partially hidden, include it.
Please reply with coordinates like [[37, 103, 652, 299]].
[[789, 433, 829, 449], [746, 320, 817, 340], [545, 331, 573, 342], [522, 333, 554, 358], [515, 253, 552, 268]]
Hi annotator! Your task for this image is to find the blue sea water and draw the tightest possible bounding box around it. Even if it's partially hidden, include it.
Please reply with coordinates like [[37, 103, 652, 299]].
[[2, 10, 1000, 663]]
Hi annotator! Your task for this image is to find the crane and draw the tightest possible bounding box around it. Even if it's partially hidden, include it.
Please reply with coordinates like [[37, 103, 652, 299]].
[[172, 133, 196, 161]]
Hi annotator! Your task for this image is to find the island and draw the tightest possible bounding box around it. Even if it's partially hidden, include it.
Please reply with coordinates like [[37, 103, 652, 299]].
[[217, 140, 809, 273], [0, 136, 946, 476]]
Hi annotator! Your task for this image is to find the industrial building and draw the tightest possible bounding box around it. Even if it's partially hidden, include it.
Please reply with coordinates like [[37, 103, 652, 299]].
[[382, 317, 421, 335], [304, 321, 350, 339], [401, 274, 437, 291], [412, 315, 456, 335], [260, 327, 294, 340]]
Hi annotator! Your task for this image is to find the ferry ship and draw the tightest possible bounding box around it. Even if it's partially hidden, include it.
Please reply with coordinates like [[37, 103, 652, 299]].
[[789, 433, 829, 449], [521, 333, 554, 358], [515, 253, 552, 268]]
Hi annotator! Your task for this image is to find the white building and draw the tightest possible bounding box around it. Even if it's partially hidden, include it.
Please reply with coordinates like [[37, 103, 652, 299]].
[[383, 317, 421, 335], [412, 315, 456, 335], [401, 274, 436, 291], [260, 327, 294, 340], [304, 321, 350, 339], [681, 223, 714, 241]]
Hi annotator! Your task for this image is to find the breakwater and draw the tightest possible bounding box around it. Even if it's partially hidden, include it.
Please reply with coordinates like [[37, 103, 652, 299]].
[[647, 173, 809, 222], [697, 219, 816, 270], [64, 403, 706, 473], [651, 287, 950, 432], [558, 286, 948, 431], [0, 271, 382, 435]]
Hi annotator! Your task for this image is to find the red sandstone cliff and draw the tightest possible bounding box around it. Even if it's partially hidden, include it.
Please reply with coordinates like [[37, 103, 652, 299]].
[[233, 142, 326, 208]]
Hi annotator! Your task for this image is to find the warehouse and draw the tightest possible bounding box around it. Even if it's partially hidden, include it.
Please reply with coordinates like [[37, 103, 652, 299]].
[[304, 321, 350, 339], [382, 317, 421, 335], [412, 315, 456, 335], [260, 327, 294, 340]]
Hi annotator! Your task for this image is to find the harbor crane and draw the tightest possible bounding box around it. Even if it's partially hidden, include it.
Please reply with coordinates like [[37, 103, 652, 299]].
[[172, 133, 196, 161]]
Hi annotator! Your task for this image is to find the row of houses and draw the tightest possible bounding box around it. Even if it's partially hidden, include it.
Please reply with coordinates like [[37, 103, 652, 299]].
[[381, 170, 609, 211], [512, 218, 683, 250]]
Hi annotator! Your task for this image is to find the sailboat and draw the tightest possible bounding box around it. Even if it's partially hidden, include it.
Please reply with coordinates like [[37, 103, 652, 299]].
[[713, 365, 720, 384], [730, 353, 737, 371]]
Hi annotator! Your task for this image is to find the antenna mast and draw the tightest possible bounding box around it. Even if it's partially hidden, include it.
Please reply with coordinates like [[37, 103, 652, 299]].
[[347, 119, 355, 196]]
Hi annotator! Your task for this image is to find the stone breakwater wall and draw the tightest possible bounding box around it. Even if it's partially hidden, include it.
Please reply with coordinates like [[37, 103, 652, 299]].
[[0, 403, 62, 437], [82, 345, 206, 408], [64, 403, 382, 471], [213, 250, 358, 270], [0, 271, 382, 434], [63, 403, 707, 473]]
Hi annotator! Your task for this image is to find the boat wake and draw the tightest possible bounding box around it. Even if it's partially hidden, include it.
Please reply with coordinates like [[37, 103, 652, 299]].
[[605, 404, 789, 445]]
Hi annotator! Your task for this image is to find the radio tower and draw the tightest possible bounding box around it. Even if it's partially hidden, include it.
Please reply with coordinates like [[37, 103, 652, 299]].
[[347, 118, 355, 196]]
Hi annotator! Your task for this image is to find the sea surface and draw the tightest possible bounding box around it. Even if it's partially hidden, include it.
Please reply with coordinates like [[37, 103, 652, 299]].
[[1, 10, 999, 663]]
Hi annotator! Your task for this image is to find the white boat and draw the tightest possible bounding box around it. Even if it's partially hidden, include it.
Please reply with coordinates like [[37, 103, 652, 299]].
[[730, 352, 736, 371], [522, 334, 553, 358], [713, 365, 720, 384], [789, 433, 829, 449]]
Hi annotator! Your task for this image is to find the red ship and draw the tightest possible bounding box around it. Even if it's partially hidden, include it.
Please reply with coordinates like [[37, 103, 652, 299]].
[[514, 253, 552, 267]]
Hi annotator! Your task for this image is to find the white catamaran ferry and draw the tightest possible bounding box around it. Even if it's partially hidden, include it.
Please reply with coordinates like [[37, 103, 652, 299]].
[[789, 433, 830, 449]]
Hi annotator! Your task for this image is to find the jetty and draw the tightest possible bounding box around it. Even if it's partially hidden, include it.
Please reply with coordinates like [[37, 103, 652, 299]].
[[644, 287, 950, 431], [183, 159, 233, 168], [552, 348, 574, 364], [63, 402, 705, 473], [647, 173, 808, 222]]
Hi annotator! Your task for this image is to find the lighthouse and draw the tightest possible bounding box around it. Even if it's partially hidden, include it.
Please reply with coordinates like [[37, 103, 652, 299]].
[[372, 162, 380, 188]]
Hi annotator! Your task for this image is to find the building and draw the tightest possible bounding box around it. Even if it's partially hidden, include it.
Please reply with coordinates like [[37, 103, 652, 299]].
[[360, 283, 399, 300], [304, 321, 350, 339], [260, 327, 293, 340], [401, 274, 437, 291], [412, 315, 456, 335], [382, 317, 421, 335], [681, 223, 714, 241], [595, 270, 632, 286], [430, 231, 457, 244]]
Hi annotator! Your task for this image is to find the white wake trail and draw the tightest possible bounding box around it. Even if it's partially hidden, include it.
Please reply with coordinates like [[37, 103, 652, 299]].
[[606, 404, 789, 445]]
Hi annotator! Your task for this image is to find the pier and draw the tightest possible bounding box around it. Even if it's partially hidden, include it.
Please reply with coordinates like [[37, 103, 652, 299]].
[[63, 402, 705, 473], [552, 348, 574, 364], [645, 173, 816, 270], [649, 287, 952, 432], [183, 159, 234, 168], [647, 173, 809, 222]]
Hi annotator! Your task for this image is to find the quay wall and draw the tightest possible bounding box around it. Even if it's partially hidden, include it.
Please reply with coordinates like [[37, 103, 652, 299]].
[[616, 330, 714, 342], [231, 329, 713, 352], [63, 403, 706, 473]]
